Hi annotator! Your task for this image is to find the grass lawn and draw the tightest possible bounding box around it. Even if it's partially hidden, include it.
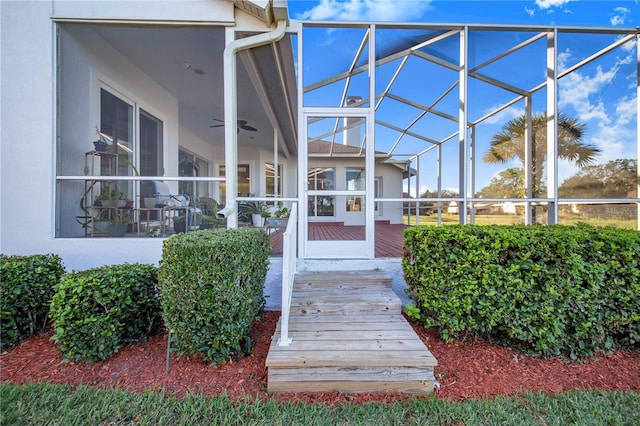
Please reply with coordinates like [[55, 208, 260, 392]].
[[404, 214, 637, 229], [1, 383, 639, 426]]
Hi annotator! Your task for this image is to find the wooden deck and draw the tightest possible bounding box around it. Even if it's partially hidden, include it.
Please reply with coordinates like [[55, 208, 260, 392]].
[[265, 270, 437, 394], [269, 222, 407, 257]]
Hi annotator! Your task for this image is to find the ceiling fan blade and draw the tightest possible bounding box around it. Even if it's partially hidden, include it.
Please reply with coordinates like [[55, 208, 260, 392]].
[[210, 118, 256, 131]]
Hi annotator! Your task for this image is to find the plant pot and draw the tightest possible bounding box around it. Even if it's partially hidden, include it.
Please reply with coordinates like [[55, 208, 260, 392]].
[[116, 200, 127, 208], [108, 224, 128, 237], [199, 223, 214, 230], [93, 221, 110, 233], [267, 218, 289, 228], [173, 221, 187, 233], [251, 214, 264, 227], [93, 140, 108, 152]]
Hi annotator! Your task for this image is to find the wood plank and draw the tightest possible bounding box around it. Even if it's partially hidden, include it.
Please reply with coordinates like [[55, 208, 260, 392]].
[[283, 314, 407, 323], [290, 305, 400, 316], [268, 339, 428, 352], [267, 380, 434, 394], [295, 271, 391, 285], [268, 366, 435, 382], [266, 349, 437, 368], [292, 290, 398, 301], [272, 330, 420, 340], [274, 319, 415, 332]]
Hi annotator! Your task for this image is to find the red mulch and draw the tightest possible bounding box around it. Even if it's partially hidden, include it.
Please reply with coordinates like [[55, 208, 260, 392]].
[[1, 311, 638, 404]]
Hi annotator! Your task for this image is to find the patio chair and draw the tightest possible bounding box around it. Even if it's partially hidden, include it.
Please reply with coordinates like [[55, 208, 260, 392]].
[[151, 181, 201, 232], [197, 196, 219, 216]]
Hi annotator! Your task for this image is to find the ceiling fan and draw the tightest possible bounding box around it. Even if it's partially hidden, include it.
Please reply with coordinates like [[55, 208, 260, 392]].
[[210, 118, 257, 133]]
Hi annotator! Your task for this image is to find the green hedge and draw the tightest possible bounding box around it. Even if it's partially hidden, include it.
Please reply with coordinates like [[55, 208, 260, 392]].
[[0, 254, 66, 349], [158, 228, 270, 365], [50, 264, 161, 363], [403, 224, 640, 359]]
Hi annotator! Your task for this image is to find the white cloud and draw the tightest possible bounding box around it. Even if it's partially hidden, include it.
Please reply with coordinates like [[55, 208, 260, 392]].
[[610, 7, 631, 26], [297, 0, 432, 21], [558, 51, 634, 125], [613, 94, 638, 127], [535, 0, 572, 9], [481, 105, 525, 126], [524, 6, 536, 17]]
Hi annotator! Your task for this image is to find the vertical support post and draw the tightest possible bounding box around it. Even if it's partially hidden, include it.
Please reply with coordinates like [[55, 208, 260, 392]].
[[458, 27, 469, 224], [224, 26, 239, 229], [437, 146, 442, 226], [366, 24, 376, 258], [409, 158, 414, 224], [546, 29, 559, 225], [297, 23, 306, 257], [636, 35, 639, 230], [273, 127, 279, 197], [416, 153, 421, 224], [469, 124, 476, 224], [524, 95, 533, 225]]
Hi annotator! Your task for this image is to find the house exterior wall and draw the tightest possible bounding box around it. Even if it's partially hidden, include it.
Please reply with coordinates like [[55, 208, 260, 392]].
[[51, 0, 234, 23], [0, 0, 235, 271], [308, 157, 404, 225]]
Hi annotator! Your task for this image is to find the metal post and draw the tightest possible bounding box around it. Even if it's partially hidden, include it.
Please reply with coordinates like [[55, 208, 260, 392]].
[[546, 29, 559, 224], [469, 124, 476, 224], [274, 128, 279, 197], [636, 34, 639, 230], [524, 95, 533, 225], [437, 145, 442, 226], [459, 27, 469, 224]]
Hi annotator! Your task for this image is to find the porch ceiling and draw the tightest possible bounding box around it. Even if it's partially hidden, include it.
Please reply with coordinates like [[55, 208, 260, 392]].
[[91, 24, 297, 155]]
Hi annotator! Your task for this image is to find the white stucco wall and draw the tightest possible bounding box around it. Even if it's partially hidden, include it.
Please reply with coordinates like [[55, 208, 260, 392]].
[[52, 0, 234, 23]]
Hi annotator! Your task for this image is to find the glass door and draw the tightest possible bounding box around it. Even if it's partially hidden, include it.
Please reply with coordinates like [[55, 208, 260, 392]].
[[303, 113, 374, 258]]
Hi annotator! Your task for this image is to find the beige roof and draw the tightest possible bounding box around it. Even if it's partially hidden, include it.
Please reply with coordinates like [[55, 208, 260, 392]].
[[307, 140, 365, 155]]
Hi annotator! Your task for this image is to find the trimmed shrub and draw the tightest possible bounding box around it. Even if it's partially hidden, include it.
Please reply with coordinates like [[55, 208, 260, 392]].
[[0, 254, 65, 349], [50, 263, 161, 363], [403, 224, 640, 359], [158, 228, 270, 365]]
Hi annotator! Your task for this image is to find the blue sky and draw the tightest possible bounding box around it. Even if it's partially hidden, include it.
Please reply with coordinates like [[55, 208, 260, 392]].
[[287, 0, 638, 196], [289, 0, 638, 28]]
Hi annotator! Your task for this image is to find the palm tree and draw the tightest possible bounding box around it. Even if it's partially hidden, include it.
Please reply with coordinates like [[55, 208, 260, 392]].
[[483, 112, 600, 198]]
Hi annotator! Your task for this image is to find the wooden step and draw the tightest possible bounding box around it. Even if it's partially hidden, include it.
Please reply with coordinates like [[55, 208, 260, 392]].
[[267, 316, 437, 394], [266, 270, 437, 395], [290, 289, 402, 316], [294, 270, 392, 290]]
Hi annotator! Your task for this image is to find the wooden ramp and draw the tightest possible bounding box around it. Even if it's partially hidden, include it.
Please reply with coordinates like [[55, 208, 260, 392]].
[[266, 270, 437, 394]]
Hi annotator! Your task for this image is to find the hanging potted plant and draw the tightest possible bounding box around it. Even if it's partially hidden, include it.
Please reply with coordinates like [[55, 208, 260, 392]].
[[266, 201, 290, 228]]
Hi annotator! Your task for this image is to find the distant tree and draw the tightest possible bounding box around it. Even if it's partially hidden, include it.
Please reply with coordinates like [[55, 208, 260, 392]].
[[412, 188, 459, 215], [476, 168, 525, 199], [419, 188, 459, 199], [483, 112, 600, 198], [559, 159, 637, 199]]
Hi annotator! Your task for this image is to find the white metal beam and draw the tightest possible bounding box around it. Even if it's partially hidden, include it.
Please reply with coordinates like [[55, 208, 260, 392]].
[[524, 96, 533, 225], [459, 27, 468, 224], [546, 29, 558, 224]]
